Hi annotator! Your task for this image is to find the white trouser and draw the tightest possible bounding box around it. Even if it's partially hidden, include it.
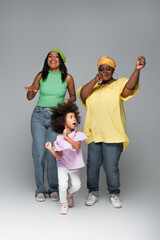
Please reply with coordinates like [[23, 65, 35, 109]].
[[58, 167, 81, 204]]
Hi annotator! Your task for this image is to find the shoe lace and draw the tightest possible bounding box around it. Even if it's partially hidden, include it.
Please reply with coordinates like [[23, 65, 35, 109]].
[[88, 193, 93, 200], [50, 192, 59, 200], [38, 193, 45, 197], [112, 195, 120, 202]]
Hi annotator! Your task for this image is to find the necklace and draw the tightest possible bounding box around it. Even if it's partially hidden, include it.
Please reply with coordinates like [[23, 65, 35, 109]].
[[99, 78, 116, 86]]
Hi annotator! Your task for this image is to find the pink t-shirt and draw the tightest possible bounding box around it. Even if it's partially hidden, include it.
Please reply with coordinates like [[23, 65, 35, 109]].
[[53, 130, 87, 170]]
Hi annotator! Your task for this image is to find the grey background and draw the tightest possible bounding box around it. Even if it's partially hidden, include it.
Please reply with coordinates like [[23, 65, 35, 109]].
[[1, 0, 159, 239]]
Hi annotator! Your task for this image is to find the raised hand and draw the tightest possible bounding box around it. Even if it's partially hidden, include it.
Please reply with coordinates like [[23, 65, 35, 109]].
[[95, 72, 104, 83], [136, 56, 146, 70]]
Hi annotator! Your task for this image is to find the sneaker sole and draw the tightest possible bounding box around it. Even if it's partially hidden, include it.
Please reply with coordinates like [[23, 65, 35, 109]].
[[35, 198, 45, 202], [51, 198, 59, 202], [68, 204, 74, 208], [111, 204, 122, 208], [85, 199, 98, 206], [111, 205, 122, 208], [110, 201, 122, 208]]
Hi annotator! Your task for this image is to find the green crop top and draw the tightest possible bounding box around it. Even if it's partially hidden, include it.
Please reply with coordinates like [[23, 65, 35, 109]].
[[37, 71, 67, 108]]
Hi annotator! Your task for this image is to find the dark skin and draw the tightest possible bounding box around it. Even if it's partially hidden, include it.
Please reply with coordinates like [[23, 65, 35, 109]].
[[80, 56, 146, 104], [24, 51, 76, 103], [24, 73, 76, 103]]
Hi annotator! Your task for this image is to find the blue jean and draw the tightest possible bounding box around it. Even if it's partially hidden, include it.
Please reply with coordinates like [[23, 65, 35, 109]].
[[31, 106, 58, 196], [87, 142, 123, 197]]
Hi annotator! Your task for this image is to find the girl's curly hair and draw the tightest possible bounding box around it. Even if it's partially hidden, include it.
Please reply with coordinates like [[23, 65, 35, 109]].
[[51, 102, 81, 134]]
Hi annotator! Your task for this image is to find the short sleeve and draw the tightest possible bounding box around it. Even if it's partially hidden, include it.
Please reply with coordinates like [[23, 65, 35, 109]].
[[77, 87, 87, 109], [53, 136, 76, 152], [119, 78, 140, 101], [73, 131, 88, 142]]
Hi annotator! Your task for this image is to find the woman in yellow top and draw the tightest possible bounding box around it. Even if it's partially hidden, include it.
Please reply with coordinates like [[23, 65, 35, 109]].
[[77, 55, 146, 208]]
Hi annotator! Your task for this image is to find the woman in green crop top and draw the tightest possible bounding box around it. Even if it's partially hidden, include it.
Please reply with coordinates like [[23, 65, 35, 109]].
[[24, 49, 76, 202]]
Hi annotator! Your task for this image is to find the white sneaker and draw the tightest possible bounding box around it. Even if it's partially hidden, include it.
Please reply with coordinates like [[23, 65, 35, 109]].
[[35, 193, 45, 202], [50, 192, 59, 202], [85, 193, 98, 206], [110, 195, 122, 208]]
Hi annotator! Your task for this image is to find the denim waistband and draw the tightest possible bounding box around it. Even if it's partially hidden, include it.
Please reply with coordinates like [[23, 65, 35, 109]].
[[35, 106, 53, 112]]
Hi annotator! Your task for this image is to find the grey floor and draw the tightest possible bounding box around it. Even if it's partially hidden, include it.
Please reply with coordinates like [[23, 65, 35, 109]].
[[1, 170, 158, 240]]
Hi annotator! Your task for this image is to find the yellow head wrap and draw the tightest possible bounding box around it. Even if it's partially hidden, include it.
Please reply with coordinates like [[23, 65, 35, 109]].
[[97, 56, 116, 69]]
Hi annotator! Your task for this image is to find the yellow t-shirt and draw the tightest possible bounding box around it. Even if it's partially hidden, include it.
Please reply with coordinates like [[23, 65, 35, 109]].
[[77, 78, 139, 151]]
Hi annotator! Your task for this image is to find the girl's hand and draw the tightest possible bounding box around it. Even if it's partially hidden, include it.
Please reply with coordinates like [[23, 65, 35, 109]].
[[24, 86, 38, 93], [45, 142, 52, 149], [136, 56, 146, 70]]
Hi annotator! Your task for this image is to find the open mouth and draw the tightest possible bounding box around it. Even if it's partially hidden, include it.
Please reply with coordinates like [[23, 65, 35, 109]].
[[51, 61, 57, 64]]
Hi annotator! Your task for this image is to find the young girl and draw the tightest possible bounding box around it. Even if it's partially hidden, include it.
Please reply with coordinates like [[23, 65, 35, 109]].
[[45, 102, 87, 215]]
